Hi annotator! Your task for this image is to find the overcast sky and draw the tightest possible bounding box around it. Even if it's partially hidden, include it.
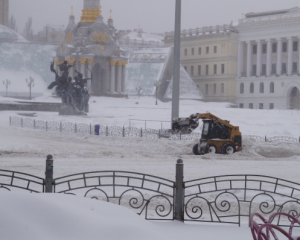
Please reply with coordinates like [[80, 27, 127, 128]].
[[10, 0, 300, 34]]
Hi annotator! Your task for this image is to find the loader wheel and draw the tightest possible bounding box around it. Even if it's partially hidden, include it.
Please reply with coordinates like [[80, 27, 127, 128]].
[[205, 145, 217, 154], [192, 144, 200, 155], [222, 143, 236, 155]]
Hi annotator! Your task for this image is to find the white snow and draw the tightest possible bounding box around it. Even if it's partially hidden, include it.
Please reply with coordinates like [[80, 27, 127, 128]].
[[1, 93, 300, 239]]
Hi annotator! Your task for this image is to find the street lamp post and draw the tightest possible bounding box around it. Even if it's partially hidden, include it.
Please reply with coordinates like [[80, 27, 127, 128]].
[[26, 76, 35, 100], [172, 0, 181, 122], [136, 84, 142, 99], [3, 79, 11, 97]]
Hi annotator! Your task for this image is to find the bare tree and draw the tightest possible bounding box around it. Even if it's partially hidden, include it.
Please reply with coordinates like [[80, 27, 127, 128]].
[[9, 15, 18, 32], [23, 17, 33, 40]]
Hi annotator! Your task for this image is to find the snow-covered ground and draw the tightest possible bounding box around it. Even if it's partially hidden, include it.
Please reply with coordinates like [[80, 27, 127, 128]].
[[1, 93, 300, 239]]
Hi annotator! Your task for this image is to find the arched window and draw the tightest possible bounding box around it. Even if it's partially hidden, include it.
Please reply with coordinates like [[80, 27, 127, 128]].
[[250, 82, 254, 93], [260, 82, 264, 93], [240, 83, 244, 94], [270, 82, 274, 93]]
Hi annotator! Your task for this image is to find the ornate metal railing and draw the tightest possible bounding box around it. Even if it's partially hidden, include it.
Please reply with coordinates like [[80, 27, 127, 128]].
[[1, 158, 300, 225], [184, 174, 300, 226], [54, 171, 174, 220], [0, 170, 44, 193]]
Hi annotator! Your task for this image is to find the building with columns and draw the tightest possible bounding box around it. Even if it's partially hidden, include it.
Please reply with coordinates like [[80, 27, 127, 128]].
[[0, 0, 9, 27], [236, 7, 300, 109], [55, 0, 127, 96], [164, 24, 239, 102]]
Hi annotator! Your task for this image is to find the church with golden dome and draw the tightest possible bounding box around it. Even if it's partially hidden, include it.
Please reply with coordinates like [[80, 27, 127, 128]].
[[55, 0, 128, 97]]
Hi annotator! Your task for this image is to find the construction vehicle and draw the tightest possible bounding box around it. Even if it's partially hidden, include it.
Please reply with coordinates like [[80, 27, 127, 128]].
[[171, 113, 242, 155]]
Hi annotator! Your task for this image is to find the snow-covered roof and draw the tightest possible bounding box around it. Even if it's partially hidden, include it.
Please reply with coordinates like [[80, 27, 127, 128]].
[[0, 25, 27, 43], [120, 30, 164, 43]]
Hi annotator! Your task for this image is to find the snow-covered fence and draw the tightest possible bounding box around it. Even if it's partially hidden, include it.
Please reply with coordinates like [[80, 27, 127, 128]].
[[2, 157, 300, 226], [9, 116, 202, 141]]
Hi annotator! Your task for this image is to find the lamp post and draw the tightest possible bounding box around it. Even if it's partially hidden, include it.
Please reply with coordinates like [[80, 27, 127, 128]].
[[3, 79, 11, 97], [26, 76, 34, 100], [172, 0, 181, 123], [154, 80, 161, 105], [136, 84, 142, 99]]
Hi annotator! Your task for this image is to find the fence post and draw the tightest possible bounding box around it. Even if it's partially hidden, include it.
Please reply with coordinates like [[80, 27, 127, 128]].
[[21, 118, 23, 127], [159, 130, 161, 139], [75, 123, 77, 133], [46, 121, 48, 131], [45, 155, 54, 193], [106, 126, 108, 137], [265, 136, 267, 142], [123, 126, 125, 137], [60, 122, 62, 132], [9, 116, 11, 126], [90, 124, 92, 135], [33, 119, 36, 129], [299, 137, 300, 143], [140, 127, 143, 138], [174, 159, 184, 221]]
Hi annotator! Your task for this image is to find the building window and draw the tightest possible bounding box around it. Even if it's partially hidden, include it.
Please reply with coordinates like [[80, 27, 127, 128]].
[[198, 47, 201, 55], [240, 83, 244, 94], [259, 103, 264, 109], [252, 65, 257, 76], [213, 83, 216, 94], [214, 64, 217, 74], [253, 45, 257, 54], [262, 64, 266, 76], [206, 47, 209, 54], [184, 66, 187, 71], [293, 41, 298, 52], [271, 64, 276, 75], [221, 64, 225, 74], [250, 82, 254, 93], [292, 62, 297, 74], [214, 46, 217, 53], [205, 84, 208, 94], [269, 103, 274, 109], [270, 82, 274, 93], [249, 103, 253, 109], [262, 44, 267, 54], [272, 43, 277, 53], [221, 83, 224, 94], [198, 65, 201, 76], [282, 42, 287, 52], [206, 65, 209, 75], [239, 103, 244, 108], [184, 49, 187, 56], [192, 48, 195, 55], [260, 82, 264, 93], [191, 66, 194, 76], [282, 63, 287, 74]]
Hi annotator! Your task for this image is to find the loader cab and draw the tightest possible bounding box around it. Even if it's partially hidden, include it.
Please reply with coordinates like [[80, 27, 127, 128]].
[[201, 120, 231, 140]]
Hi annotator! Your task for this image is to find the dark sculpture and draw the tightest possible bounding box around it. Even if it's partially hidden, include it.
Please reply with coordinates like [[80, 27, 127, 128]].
[[48, 61, 91, 115]]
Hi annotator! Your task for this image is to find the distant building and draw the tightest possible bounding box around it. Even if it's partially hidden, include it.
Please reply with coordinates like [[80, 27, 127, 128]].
[[55, 0, 128, 97], [164, 24, 239, 103], [0, 0, 8, 27], [236, 7, 300, 110], [32, 25, 65, 45]]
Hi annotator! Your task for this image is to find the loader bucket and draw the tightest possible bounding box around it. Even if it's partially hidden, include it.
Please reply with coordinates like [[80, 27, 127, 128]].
[[171, 117, 199, 135]]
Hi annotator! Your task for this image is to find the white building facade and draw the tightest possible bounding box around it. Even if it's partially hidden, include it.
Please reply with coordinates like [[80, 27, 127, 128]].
[[236, 7, 300, 110]]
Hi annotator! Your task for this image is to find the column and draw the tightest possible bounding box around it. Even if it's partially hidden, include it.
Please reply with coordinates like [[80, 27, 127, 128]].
[[110, 60, 117, 93], [79, 58, 86, 76], [256, 40, 262, 76], [276, 38, 282, 75], [66, 58, 76, 79], [298, 37, 300, 74], [287, 37, 293, 76], [266, 39, 272, 77], [237, 41, 244, 78], [117, 61, 123, 93], [246, 41, 251, 77], [121, 61, 127, 93], [87, 58, 94, 92]]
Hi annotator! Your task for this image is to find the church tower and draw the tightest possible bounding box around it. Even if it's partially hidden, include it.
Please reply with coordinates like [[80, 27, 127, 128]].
[[79, 0, 101, 26], [0, 0, 9, 27]]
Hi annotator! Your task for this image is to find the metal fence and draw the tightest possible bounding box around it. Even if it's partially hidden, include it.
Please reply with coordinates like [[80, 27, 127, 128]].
[[9, 116, 300, 143], [1, 157, 300, 226]]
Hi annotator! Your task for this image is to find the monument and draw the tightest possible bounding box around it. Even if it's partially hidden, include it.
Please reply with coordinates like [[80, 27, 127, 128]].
[[55, 0, 128, 97]]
